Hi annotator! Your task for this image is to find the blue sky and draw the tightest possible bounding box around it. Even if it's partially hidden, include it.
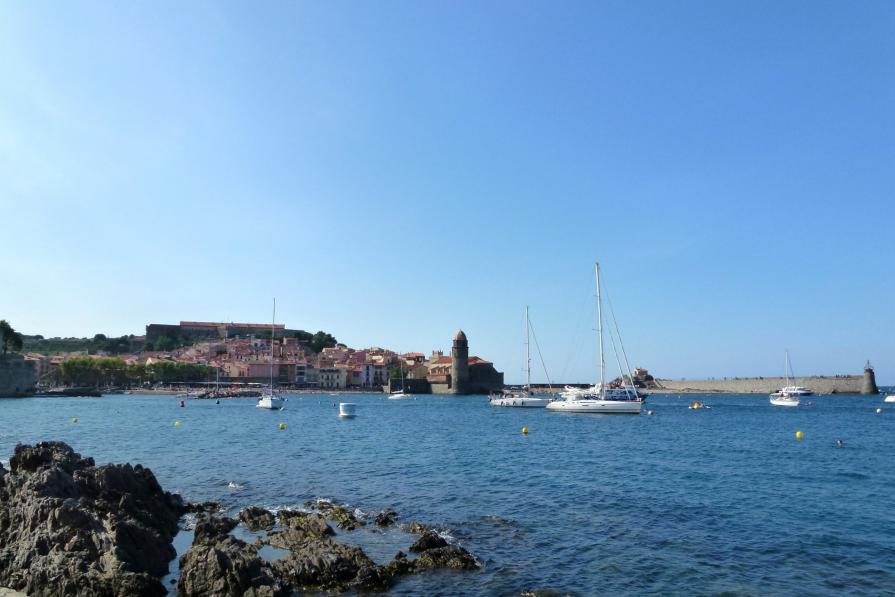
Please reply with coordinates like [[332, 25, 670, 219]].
[[1, 1, 893, 383]]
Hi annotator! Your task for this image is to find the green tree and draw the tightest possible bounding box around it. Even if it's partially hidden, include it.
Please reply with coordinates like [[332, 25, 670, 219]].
[[309, 331, 337, 353], [0, 320, 24, 354]]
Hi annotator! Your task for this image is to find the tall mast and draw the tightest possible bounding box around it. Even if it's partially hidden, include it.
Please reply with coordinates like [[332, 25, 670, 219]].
[[270, 298, 275, 391], [525, 305, 531, 393], [596, 262, 605, 397], [785, 350, 791, 386]]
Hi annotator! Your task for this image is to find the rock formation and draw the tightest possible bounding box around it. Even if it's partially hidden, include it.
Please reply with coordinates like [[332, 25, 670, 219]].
[[0, 441, 183, 596]]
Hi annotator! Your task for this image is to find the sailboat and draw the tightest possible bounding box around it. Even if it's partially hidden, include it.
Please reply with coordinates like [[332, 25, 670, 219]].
[[490, 305, 552, 408], [388, 355, 411, 399], [257, 299, 285, 410], [769, 350, 810, 407], [547, 262, 645, 414]]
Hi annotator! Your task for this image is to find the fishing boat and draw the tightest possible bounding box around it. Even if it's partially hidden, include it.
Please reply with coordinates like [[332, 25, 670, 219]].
[[547, 262, 645, 415], [770, 351, 809, 407], [257, 299, 285, 411], [490, 305, 551, 408]]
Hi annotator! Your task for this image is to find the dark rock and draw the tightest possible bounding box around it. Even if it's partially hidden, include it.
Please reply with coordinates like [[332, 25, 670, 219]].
[[193, 514, 238, 545], [271, 537, 376, 592], [355, 564, 394, 591], [277, 510, 333, 538], [0, 441, 183, 596], [240, 506, 276, 531], [178, 516, 281, 597], [374, 508, 397, 527], [409, 531, 448, 553], [185, 501, 223, 514], [383, 551, 416, 576], [306, 500, 366, 530], [415, 545, 480, 570]]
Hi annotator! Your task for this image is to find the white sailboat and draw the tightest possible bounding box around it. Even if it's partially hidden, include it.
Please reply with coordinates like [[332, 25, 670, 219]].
[[257, 299, 285, 410], [388, 355, 412, 399], [490, 305, 552, 408], [769, 351, 809, 407], [547, 262, 645, 415]]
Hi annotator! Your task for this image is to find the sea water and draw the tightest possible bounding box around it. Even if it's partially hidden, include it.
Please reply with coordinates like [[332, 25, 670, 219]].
[[1, 392, 894, 595]]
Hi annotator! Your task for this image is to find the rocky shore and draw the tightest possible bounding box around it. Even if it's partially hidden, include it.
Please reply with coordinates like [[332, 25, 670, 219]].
[[0, 442, 480, 596]]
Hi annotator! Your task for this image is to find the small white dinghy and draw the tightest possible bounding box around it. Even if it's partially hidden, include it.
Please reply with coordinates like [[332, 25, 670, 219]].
[[884, 395, 895, 403], [339, 402, 356, 418]]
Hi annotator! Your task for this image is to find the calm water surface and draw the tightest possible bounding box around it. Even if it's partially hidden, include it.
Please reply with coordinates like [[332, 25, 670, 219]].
[[2, 392, 894, 595]]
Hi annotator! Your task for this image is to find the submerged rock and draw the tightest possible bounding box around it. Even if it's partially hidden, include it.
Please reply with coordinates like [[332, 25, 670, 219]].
[[374, 508, 397, 527], [305, 500, 366, 530], [0, 441, 184, 596], [239, 506, 276, 531], [401, 521, 432, 534]]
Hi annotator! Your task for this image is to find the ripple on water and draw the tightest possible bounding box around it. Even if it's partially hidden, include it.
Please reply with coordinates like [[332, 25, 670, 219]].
[[2, 393, 895, 595]]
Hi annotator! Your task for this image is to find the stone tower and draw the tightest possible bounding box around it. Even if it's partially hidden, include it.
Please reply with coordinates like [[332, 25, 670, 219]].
[[862, 360, 879, 395], [450, 330, 469, 394]]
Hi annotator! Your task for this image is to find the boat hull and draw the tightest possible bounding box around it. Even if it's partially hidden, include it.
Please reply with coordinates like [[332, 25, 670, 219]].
[[884, 395, 895, 403], [546, 399, 642, 414], [769, 396, 800, 407], [490, 396, 552, 408], [388, 392, 412, 400]]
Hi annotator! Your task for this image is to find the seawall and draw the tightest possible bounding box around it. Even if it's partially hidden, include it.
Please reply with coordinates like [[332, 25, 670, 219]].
[[0, 355, 37, 396], [653, 376, 863, 394]]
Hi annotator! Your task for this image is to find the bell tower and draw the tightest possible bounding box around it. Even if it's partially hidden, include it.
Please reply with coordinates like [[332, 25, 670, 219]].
[[450, 330, 469, 394]]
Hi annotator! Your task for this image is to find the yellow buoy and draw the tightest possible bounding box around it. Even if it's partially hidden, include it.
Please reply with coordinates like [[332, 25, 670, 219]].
[[279, 422, 286, 430], [522, 427, 529, 434], [795, 430, 804, 440], [174, 420, 182, 428], [72, 417, 79, 424]]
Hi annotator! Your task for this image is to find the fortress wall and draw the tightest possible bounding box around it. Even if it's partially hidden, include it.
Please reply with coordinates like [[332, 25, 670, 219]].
[[0, 355, 37, 396], [654, 376, 863, 394]]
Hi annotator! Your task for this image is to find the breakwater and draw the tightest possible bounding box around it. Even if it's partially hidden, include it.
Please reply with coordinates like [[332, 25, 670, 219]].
[[653, 375, 863, 394]]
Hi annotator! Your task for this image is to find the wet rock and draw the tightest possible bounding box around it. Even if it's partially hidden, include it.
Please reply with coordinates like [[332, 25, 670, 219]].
[[409, 531, 448, 553], [277, 510, 333, 538], [0, 441, 184, 596], [271, 537, 378, 592], [383, 551, 416, 576], [178, 515, 281, 597], [415, 545, 480, 570], [193, 514, 238, 545], [374, 508, 397, 527], [401, 521, 432, 534], [240, 506, 276, 531], [307, 501, 366, 530], [185, 501, 223, 514]]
